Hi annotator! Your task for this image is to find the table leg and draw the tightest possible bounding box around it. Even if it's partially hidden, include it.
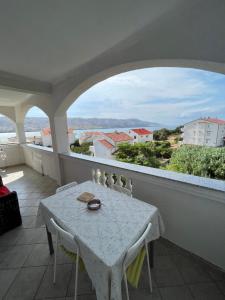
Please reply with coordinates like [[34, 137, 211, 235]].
[[46, 226, 54, 255], [149, 241, 154, 268]]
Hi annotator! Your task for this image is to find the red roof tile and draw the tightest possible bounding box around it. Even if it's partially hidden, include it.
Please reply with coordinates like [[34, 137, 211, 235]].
[[42, 128, 73, 136], [99, 139, 114, 149], [41, 128, 51, 136], [131, 128, 153, 135], [104, 132, 133, 142], [205, 118, 225, 125], [84, 131, 103, 136]]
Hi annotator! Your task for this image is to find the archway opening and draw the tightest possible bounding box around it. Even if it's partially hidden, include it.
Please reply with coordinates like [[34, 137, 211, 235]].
[[66, 67, 225, 181], [0, 114, 17, 144], [24, 106, 51, 147]]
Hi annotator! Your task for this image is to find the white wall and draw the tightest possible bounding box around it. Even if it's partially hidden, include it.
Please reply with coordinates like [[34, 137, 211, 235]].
[[93, 140, 113, 159], [59, 153, 225, 271], [0, 144, 24, 168], [22, 144, 58, 181]]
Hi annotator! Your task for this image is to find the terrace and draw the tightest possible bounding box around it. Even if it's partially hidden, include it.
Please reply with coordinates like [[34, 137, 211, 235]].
[[0, 1, 225, 299], [0, 165, 224, 300]]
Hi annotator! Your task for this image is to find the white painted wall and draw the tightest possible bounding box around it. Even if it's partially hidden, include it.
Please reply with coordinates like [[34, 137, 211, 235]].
[[59, 153, 225, 271], [0, 144, 24, 168], [128, 130, 153, 144], [93, 140, 114, 160], [22, 144, 58, 181]]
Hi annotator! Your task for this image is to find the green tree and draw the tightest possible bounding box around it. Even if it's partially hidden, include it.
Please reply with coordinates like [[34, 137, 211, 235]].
[[70, 140, 92, 156], [167, 145, 225, 180], [115, 143, 161, 168], [153, 128, 170, 141]]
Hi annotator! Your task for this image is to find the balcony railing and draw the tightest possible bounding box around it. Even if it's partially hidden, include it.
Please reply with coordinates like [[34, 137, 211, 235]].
[[4, 144, 225, 271]]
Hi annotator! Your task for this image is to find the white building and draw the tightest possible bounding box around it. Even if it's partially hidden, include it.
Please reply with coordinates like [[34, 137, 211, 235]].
[[94, 131, 133, 159], [128, 128, 153, 144], [182, 118, 225, 147], [41, 128, 75, 147]]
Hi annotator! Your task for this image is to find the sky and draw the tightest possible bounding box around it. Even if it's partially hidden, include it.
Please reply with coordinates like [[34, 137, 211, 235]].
[[27, 67, 225, 127]]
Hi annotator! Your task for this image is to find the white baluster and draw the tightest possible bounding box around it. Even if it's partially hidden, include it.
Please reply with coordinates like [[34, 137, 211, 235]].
[[96, 169, 101, 185], [101, 171, 107, 187], [117, 175, 123, 188], [92, 169, 96, 183], [108, 172, 114, 188], [126, 179, 133, 197]]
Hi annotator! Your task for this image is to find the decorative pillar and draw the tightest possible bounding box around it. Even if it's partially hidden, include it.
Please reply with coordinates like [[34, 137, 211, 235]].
[[49, 113, 69, 185], [15, 122, 26, 144]]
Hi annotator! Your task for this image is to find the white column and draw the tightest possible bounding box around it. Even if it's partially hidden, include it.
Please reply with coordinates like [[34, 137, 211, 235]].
[[49, 113, 69, 185], [50, 114, 69, 153], [16, 122, 26, 144]]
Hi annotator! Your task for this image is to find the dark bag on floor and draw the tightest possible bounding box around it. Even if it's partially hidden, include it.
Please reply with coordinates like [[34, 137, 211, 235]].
[[0, 191, 22, 235]]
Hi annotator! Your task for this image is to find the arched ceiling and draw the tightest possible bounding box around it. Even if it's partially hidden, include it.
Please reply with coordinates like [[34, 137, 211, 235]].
[[0, 0, 180, 83], [0, 89, 32, 106]]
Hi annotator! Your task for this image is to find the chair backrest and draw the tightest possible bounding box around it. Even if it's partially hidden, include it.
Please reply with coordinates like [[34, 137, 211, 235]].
[[92, 168, 132, 197], [50, 218, 79, 253], [56, 181, 78, 193], [123, 222, 152, 268]]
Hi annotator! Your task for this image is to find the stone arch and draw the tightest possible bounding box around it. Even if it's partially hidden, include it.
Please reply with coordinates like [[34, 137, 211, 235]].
[[55, 59, 225, 116]]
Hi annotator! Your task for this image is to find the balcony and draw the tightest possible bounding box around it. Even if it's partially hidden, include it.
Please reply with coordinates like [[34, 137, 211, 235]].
[[0, 1, 225, 298], [0, 146, 225, 299]]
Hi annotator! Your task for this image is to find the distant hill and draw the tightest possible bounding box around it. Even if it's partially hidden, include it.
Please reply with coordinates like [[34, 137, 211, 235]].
[[0, 117, 163, 132]]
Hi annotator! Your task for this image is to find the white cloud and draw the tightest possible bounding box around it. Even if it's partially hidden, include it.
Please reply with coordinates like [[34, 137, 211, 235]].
[[67, 67, 225, 126]]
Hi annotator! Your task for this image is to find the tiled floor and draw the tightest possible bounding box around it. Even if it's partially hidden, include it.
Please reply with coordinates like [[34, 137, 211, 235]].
[[0, 165, 225, 300]]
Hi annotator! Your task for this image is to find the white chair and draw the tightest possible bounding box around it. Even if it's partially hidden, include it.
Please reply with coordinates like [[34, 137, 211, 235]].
[[56, 181, 78, 193], [92, 168, 133, 197], [50, 218, 80, 300], [123, 223, 152, 300]]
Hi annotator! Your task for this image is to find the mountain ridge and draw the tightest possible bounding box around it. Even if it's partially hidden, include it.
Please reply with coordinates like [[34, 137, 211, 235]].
[[0, 117, 163, 132]]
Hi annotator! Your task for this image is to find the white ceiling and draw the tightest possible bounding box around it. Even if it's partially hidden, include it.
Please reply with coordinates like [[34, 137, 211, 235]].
[[0, 0, 179, 83], [0, 89, 32, 106]]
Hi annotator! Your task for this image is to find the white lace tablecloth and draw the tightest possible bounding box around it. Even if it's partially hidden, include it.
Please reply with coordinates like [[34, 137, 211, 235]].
[[36, 181, 165, 300]]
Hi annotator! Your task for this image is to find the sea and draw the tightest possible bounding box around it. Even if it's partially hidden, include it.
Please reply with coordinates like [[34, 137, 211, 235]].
[[0, 126, 162, 144]]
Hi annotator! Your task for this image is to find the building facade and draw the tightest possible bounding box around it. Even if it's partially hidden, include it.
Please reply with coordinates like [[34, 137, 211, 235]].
[[128, 128, 153, 144], [182, 118, 225, 147], [94, 131, 133, 159]]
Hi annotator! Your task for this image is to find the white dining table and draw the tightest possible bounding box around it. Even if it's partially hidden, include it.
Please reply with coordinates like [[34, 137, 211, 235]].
[[36, 181, 165, 300]]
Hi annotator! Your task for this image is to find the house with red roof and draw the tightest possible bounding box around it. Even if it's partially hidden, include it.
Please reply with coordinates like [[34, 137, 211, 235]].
[[93, 131, 133, 159], [128, 128, 153, 144], [79, 131, 104, 145], [41, 127, 74, 147], [182, 118, 225, 147]]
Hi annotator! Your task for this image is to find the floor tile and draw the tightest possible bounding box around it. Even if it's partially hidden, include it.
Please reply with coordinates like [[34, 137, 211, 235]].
[[189, 282, 225, 300], [23, 244, 52, 267], [0, 227, 23, 246], [159, 286, 193, 300], [67, 267, 93, 297], [20, 206, 38, 216], [179, 265, 212, 284], [16, 227, 47, 245], [153, 268, 184, 287], [21, 215, 38, 228], [126, 288, 162, 300], [216, 281, 225, 296], [4, 266, 46, 300], [0, 269, 20, 298], [0, 244, 33, 268], [35, 264, 73, 299]]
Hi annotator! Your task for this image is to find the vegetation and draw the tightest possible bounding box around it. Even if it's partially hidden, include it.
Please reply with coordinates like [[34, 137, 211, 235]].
[[115, 141, 172, 168], [70, 140, 92, 156], [153, 126, 182, 141], [166, 145, 225, 180]]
